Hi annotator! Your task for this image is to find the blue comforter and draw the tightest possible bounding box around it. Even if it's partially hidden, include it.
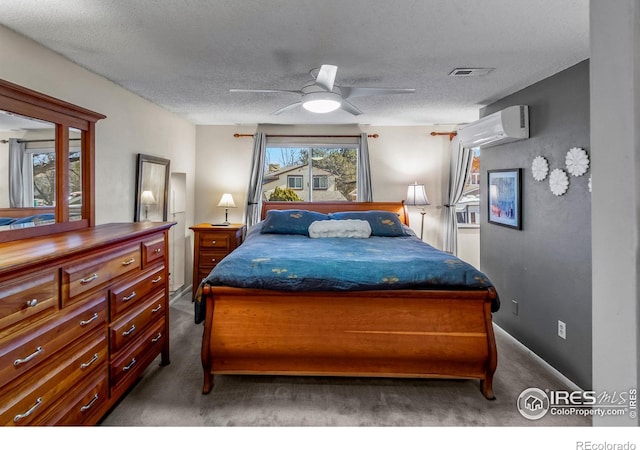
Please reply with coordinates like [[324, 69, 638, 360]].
[[194, 224, 499, 323]]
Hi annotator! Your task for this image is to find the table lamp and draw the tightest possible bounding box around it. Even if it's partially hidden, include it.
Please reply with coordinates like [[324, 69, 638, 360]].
[[406, 182, 430, 240], [217, 193, 236, 225]]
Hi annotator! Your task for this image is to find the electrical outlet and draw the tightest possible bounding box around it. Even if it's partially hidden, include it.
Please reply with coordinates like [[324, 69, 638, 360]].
[[512, 299, 518, 316], [558, 320, 566, 339]]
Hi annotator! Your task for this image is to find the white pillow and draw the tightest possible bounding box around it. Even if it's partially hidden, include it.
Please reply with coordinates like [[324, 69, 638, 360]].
[[308, 219, 371, 239]]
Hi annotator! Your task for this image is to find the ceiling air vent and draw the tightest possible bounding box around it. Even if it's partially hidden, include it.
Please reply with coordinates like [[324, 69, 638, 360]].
[[449, 68, 494, 77]]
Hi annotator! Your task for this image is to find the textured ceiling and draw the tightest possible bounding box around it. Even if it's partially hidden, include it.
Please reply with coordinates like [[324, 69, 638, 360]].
[[0, 0, 589, 126]]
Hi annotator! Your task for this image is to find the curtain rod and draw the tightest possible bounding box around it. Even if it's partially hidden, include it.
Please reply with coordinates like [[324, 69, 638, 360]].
[[430, 131, 457, 141], [0, 138, 82, 144], [233, 133, 379, 139]]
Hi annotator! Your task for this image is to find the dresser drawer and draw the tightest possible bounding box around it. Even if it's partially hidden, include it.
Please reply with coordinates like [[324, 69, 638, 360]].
[[62, 244, 141, 305], [0, 294, 106, 388], [0, 331, 107, 426], [199, 232, 230, 250], [110, 291, 165, 353], [110, 317, 165, 391], [40, 368, 108, 426], [110, 265, 166, 319], [142, 235, 166, 268], [0, 270, 58, 335]]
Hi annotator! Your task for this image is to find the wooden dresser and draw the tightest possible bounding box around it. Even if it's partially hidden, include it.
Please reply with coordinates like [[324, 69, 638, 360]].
[[0, 221, 173, 426], [189, 223, 245, 292]]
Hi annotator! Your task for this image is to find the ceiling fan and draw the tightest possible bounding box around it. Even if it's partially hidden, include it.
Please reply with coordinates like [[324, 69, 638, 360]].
[[230, 64, 415, 115]]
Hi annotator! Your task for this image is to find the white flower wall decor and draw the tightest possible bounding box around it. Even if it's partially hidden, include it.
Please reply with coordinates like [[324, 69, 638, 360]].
[[565, 147, 589, 177], [531, 156, 549, 181], [549, 168, 569, 196]]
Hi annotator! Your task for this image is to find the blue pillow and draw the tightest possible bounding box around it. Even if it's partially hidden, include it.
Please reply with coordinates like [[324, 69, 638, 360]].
[[260, 209, 329, 236], [329, 210, 405, 237], [0, 217, 15, 225]]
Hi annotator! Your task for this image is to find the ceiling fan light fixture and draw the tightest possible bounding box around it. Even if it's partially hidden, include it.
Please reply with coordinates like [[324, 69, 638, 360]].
[[302, 91, 341, 113]]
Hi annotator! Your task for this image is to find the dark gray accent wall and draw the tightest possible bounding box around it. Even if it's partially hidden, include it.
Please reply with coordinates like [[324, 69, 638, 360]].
[[480, 60, 591, 389]]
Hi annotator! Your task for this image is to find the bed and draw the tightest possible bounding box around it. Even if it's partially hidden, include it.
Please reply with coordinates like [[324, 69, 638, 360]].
[[196, 201, 499, 399]]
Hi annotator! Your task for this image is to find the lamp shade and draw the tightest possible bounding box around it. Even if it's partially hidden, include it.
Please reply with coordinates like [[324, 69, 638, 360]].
[[217, 193, 236, 208], [406, 183, 430, 206], [140, 190, 156, 205]]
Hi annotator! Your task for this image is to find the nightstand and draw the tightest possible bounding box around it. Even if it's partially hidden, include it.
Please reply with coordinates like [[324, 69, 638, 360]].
[[189, 223, 245, 293]]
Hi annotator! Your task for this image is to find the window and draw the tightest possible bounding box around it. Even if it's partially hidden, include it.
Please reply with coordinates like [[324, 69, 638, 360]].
[[263, 138, 359, 202], [287, 175, 303, 190], [313, 175, 328, 190], [23, 146, 81, 209], [457, 148, 481, 227]]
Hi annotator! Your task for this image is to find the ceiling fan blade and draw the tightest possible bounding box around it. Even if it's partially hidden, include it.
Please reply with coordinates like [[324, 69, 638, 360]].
[[340, 87, 415, 99], [273, 102, 302, 115], [230, 88, 302, 94], [314, 65, 338, 91], [340, 100, 363, 116]]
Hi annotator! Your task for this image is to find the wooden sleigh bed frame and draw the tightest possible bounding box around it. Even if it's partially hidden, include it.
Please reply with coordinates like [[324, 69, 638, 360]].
[[200, 201, 498, 399]]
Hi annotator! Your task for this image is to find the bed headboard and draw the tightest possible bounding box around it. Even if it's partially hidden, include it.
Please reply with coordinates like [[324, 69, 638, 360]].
[[260, 201, 410, 226]]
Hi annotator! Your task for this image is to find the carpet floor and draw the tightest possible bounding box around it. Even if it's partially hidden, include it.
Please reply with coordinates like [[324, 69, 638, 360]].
[[99, 292, 591, 427]]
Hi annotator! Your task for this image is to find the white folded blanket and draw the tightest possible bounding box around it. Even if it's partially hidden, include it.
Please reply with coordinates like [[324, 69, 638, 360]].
[[308, 219, 372, 239]]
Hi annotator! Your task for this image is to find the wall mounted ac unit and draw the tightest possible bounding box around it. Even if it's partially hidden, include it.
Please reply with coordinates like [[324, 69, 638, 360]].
[[457, 105, 529, 149]]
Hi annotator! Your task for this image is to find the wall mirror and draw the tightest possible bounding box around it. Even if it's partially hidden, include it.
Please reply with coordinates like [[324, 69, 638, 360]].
[[134, 153, 170, 222], [0, 79, 105, 243]]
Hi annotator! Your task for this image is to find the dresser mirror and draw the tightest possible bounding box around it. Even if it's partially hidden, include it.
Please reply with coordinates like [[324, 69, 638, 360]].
[[0, 79, 105, 243]]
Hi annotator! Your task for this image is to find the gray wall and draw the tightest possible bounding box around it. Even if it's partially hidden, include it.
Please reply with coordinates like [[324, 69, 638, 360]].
[[480, 60, 592, 389]]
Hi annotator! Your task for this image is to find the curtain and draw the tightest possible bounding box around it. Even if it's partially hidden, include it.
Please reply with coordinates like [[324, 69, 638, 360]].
[[245, 132, 266, 227], [443, 135, 473, 255], [357, 132, 373, 201], [8, 138, 26, 208]]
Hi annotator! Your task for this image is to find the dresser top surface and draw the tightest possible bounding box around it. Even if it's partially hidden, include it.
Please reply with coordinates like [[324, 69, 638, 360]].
[[0, 222, 175, 275]]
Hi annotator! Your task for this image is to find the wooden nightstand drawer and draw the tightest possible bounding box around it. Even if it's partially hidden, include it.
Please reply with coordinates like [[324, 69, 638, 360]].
[[142, 236, 166, 267], [110, 291, 165, 353], [110, 265, 166, 319], [0, 294, 106, 389], [199, 232, 230, 250], [63, 244, 141, 304], [0, 270, 58, 335], [199, 250, 230, 269]]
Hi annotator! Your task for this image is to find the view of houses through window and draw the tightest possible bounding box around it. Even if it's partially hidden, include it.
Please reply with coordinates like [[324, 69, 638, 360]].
[[457, 148, 481, 226], [263, 145, 358, 202]]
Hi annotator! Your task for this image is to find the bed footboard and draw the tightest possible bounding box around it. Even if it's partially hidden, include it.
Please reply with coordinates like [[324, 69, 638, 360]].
[[201, 285, 497, 399]]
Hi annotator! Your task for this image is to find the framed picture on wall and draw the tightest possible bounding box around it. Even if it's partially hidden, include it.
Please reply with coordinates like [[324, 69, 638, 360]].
[[487, 168, 522, 230]]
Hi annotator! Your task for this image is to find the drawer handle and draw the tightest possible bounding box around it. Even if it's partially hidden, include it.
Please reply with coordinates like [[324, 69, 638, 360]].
[[80, 273, 98, 285], [14, 346, 43, 367], [151, 304, 162, 313], [13, 397, 42, 423], [80, 353, 99, 369], [122, 258, 136, 266], [80, 312, 99, 327], [154, 248, 162, 254], [26, 298, 38, 308], [122, 291, 136, 302], [211, 240, 216, 245], [123, 358, 137, 372], [151, 276, 163, 284], [80, 394, 99, 412], [122, 324, 136, 337], [211, 258, 217, 262], [151, 333, 162, 343]]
